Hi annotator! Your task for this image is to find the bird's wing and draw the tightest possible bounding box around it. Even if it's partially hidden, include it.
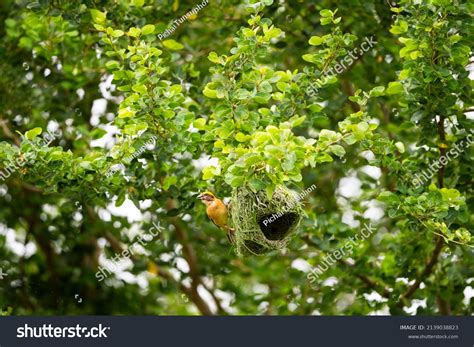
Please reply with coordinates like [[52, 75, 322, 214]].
[[208, 216, 222, 229], [209, 216, 234, 244], [208, 201, 228, 225]]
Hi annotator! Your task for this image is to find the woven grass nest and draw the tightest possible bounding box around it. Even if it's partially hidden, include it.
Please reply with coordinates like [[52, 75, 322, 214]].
[[230, 184, 303, 256]]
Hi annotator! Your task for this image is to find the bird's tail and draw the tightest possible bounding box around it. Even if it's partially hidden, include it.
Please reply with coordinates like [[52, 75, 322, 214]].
[[225, 226, 236, 245]]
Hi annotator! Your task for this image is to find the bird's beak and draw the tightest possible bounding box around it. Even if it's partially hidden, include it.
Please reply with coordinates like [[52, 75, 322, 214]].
[[197, 194, 204, 200]]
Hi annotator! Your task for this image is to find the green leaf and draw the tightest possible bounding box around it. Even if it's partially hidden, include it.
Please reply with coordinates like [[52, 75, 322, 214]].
[[236, 132, 251, 142], [309, 36, 324, 46], [378, 191, 399, 204], [320, 9, 333, 18], [118, 108, 134, 118], [228, 174, 245, 187], [127, 27, 141, 38], [276, 82, 288, 92], [48, 151, 64, 162], [193, 118, 207, 130], [259, 81, 272, 93], [282, 151, 297, 171], [249, 178, 266, 192], [141, 24, 155, 35], [105, 60, 120, 70], [111, 29, 124, 37], [162, 39, 184, 50], [369, 86, 385, 97], [163, 176, 177, 190], [320, 17, 332, 25], [265, 184, 275, 200], [202, 166, 217, 180], [290, 115, 306, 128], [208, 52, 220, 63], [318, 129, 338, 142], [242, 28, 255, 37], [91, 128, 107, 140], [132, 84, 147, 94], [389, 20, 408, 34], [381, 254, 397, 276], [115, 193, 126, 207], [90, 9, 106, 24], [216, 127, 233, 139], [25, 127, 42, 140], [302, 54, 317, 63], [265, 27, 282, 40], [329, 144, 345, 157], [356, 121, 369, 132], [343, 134, 357, 145], [131, 0, 145, 6], [244, 154, 262, 166], [252, 132, 271, 145], [395, 142, 405, 153], [203, 85, 217, 98], [386, 82, 404, 94], [233, 89, 251, 100], [308, 104, 323, 112]]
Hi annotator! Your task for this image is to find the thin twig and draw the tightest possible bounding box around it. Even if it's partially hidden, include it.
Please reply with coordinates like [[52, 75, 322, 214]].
[[301, 236, 391, 297], [0, 118, 20, 146], [398, 236, 444, 307]]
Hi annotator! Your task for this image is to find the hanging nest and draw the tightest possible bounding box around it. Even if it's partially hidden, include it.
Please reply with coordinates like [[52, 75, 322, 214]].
[[229, 184, 303, 256]]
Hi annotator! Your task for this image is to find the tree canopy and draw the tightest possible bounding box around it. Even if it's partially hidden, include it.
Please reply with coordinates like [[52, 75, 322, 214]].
[[0, 0, 472, 315]]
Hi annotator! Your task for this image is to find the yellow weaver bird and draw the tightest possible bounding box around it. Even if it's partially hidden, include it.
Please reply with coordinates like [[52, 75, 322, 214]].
[[198, 191, 235, 244]]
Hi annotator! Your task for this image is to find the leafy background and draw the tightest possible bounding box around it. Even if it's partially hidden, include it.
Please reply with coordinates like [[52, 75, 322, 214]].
[[0, 0, 472, 315]]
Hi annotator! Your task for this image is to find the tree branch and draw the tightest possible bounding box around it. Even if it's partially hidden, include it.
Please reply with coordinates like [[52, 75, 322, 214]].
[[172, 219, 226, 315], [19, 229, 37, 311], [339, 259, 391, 298], [0, 118, 20, 146], [157, 267, 214, 316], [437, 115, 447, 188], [340, 80, 361, 113], [396, 114, 447, 309], [102, 221, 215, 315], [201, 280, 228, 315], [398, 235, 444, 307], [301, 236, 391, 298]]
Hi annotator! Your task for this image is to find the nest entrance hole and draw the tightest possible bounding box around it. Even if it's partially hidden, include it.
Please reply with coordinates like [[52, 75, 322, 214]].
[[257, 212, 299, 241]]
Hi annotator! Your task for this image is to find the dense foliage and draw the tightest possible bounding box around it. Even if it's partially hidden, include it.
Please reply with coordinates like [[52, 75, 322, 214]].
[[0, 0, 472, 315]]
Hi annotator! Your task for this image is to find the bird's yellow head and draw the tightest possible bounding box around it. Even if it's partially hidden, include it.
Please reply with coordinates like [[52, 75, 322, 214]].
[[197, 191, 216, 206]]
